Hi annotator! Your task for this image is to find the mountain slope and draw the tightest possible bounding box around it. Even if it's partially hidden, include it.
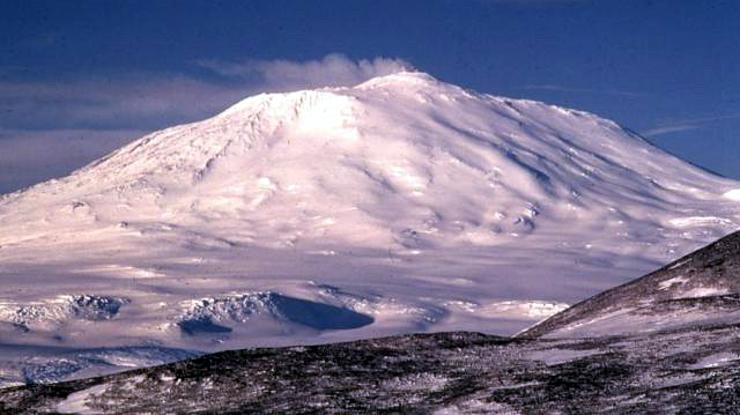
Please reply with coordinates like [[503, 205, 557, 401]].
[[518, 230, 740, 339], [1, 72, 738, 252], [0, 71, 739, 382]]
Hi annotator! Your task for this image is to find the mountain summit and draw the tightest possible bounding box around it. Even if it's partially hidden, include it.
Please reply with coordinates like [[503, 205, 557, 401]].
[[2, 71, 738, 251], [0, 72, 738, 380]]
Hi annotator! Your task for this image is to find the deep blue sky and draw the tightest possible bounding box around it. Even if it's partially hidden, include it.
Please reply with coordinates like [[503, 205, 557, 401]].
[[1, 0, 739, 193]]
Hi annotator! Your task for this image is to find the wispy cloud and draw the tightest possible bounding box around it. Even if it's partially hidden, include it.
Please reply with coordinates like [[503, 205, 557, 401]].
[[640, 124, 701, 137], [0, 128, 144, 194], [1, 54, 412, 133], [198, 53, 413, 91], [522, 84, 646, 97], [0, 75, 252, 131], [641, 113, 740, 138], [0, 54, 411, 194], [0, 75, 250, 193]]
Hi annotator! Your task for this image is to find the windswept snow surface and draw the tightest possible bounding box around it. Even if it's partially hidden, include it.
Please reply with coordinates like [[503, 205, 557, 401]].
[[0, 72, 739, 381]]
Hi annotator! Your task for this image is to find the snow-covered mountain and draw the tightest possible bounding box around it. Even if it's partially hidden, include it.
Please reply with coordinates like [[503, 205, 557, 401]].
[[0, 71, 739, 382], [2, 72, 738, 252]]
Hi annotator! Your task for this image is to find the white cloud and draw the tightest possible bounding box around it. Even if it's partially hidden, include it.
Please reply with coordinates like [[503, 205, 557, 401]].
[[0, 55, 413, 132], [198, 53, 413, 91], [0, 128, 144, 194], [0, 54, 413, 194], [0, 75, 251, 130], [641, 124, 700, 138], [641, 113, 740, 138], [0, 76, 250, 194]]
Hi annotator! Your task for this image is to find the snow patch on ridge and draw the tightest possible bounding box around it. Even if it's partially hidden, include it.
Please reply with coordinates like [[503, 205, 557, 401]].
[[56, 383, 110, 414], [659, 276, 689, 290], [689, 352, 740, 370], [676, 287, 730, 299]]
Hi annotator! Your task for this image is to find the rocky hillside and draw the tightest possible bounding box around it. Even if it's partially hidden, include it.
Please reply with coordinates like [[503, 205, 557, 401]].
[[519, 230, 740, 339]]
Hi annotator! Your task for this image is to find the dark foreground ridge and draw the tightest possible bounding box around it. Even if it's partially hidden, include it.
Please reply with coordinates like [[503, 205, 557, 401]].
[[2, 231, 739, 414], [519, 230, 740, 339]]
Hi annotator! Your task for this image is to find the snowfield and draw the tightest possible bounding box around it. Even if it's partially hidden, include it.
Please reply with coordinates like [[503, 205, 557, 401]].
[[0, 71, 739, 385]]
